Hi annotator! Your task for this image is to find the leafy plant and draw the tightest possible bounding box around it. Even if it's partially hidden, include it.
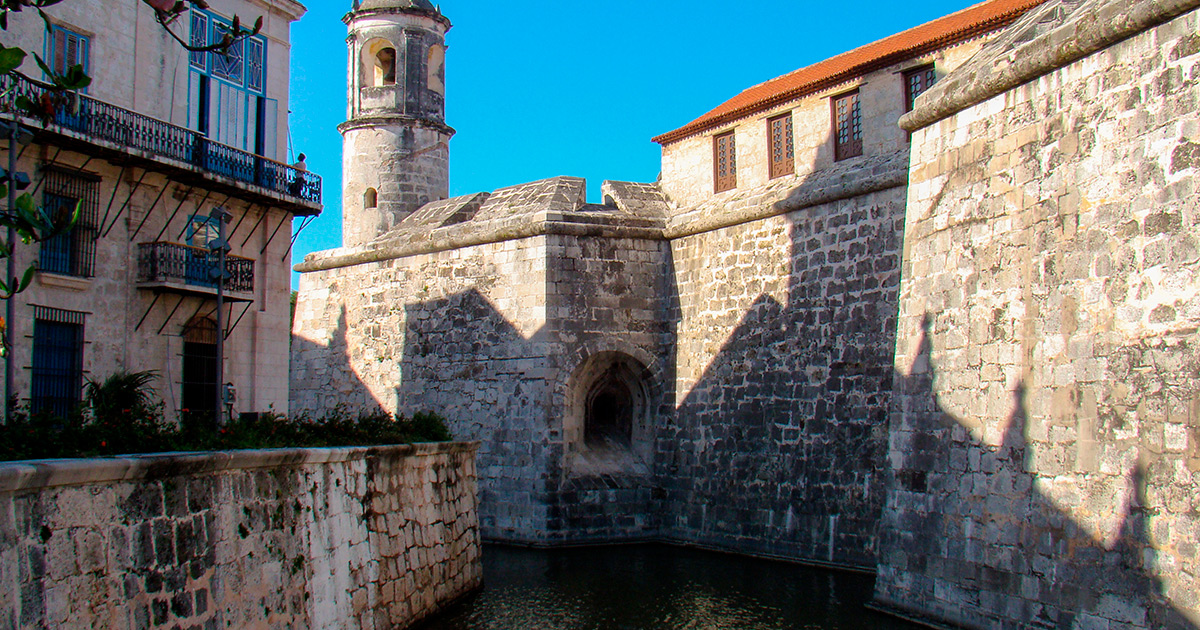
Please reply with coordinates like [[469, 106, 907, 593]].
[[84, 370, 159, 418]]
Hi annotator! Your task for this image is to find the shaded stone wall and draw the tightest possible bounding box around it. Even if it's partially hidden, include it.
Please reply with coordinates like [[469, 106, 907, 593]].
[[876, 6, 1200, 629], [542, 232, 671, 543], [292, 236, 551, 540], [0, 443, 480, 630], [660, 172, 906, 569]]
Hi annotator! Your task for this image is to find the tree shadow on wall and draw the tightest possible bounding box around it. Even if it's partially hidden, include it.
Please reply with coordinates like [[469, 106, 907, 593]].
[[877, 315, 1196, 630], [660, 137, 902, 570]]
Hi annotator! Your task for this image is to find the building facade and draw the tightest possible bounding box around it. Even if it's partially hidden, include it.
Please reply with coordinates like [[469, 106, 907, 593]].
[[0, 0, 321, 420], [293, 0, 1200, 627]]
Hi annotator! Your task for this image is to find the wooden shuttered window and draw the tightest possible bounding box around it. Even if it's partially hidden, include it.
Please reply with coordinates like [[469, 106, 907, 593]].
[[768, 113, 794, 179], [713, 131, 737, 193], [904, 64, 937, 112], [48, 26, 89, 80], [833, 90, 862, 161]]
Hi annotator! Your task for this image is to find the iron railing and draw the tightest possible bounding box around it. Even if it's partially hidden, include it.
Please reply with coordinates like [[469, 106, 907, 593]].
[[0, 74, 321, 205], [137, 241, 254, 293]]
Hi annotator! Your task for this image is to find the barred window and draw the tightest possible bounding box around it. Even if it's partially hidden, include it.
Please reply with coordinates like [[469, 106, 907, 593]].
[[39, 167, 100, 278], [833, 90, 862, 161], [713, 131, 737, 193], [904, 64, 937, 112], [768, 113, 794, 179], [31, 306, 86, 418]]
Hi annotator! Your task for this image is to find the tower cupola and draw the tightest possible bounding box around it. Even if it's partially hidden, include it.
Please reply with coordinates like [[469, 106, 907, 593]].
[[339, 0, 454, 247]]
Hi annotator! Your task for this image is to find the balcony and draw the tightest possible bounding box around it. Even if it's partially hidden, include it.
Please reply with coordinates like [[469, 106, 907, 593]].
[[0, 74, 321, 214], [137, 241, 254, 301]]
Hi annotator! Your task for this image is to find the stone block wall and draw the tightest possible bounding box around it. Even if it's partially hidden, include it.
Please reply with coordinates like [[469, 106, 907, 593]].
[[660, 171, 906, 569], [0, 443, 481, 630], [292, 237, 551, 541], [876, 6, 1200, 629], [542, 232, 671, 543]]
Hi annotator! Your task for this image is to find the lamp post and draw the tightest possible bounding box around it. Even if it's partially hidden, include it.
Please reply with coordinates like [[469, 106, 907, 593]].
[[1, 120, 32, 422], [207, 206, 233, 427]]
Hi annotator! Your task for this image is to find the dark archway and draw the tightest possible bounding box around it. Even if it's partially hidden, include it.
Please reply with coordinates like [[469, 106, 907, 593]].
[[585, 371, 633, 447]]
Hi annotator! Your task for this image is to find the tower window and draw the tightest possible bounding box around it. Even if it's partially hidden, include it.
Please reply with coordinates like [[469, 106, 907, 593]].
[[713, 131, 736, 193], [364, 188, 378, 209], [427, 44, 445, 95], [768, 113, 794, 179], [375, 47, 396, 86], [833, 90, 862, 161]]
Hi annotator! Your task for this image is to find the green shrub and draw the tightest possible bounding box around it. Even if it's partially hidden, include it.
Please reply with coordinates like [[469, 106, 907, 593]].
[[0, 391, 453, 462]]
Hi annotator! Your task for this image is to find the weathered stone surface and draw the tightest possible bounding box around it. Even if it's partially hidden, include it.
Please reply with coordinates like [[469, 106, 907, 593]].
[[878, 5, 1200, 629], [0, 443, 482, 630]]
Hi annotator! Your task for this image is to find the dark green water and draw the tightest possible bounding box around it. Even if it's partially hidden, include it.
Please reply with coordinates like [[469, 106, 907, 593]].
[[419, 544, 922, 630]]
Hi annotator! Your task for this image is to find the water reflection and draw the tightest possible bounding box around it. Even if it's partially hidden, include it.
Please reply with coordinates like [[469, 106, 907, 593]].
[[419, 544, 920, 630]]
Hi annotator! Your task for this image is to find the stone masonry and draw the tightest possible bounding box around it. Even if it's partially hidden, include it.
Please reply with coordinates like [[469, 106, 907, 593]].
[[875, 1, 1200, 628], [0, 443, 481, 630], [295, 1, 1200, 627], [293, 0, 1037, 571]]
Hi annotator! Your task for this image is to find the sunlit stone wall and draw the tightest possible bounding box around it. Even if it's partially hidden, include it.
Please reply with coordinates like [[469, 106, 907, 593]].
[[0, 443, 480, 630], [877, 4, 1200, 628]]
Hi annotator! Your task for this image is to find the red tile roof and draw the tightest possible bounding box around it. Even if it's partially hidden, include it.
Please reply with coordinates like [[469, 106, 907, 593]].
[[652, 0, 1049, 146]]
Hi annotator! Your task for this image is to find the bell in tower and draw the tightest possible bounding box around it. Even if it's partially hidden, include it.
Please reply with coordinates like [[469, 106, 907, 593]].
[[340, 0, 454, 248]]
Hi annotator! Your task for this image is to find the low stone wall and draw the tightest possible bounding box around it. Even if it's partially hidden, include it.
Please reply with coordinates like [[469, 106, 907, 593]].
[[0, 442, 481, 630]]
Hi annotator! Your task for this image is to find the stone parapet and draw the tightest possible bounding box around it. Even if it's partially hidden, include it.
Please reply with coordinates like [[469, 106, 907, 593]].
[[901, 0, 1200, 132], [0, 442, 481, 630]]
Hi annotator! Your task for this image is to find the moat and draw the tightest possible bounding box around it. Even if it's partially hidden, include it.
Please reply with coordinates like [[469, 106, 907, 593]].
[[420, 544, 922, 630]]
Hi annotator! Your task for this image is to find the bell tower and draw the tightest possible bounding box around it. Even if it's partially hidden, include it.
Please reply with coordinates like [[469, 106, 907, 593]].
[[341, 0, 453, 248]]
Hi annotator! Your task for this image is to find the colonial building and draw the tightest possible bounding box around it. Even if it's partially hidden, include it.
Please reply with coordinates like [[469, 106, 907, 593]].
[[293, 0, 1200, 627], [0, 0, 321, 419]]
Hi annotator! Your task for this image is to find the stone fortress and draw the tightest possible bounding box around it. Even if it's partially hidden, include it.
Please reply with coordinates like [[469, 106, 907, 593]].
[[292, 0, 1200, 627]]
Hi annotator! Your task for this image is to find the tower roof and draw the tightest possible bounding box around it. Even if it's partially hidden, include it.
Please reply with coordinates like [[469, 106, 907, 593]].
[[352, 0, 440, 14]]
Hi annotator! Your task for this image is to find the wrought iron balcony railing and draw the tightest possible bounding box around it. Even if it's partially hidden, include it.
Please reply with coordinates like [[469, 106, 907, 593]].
[[0, 74, 321, 206], [137, 241, 254, 294]]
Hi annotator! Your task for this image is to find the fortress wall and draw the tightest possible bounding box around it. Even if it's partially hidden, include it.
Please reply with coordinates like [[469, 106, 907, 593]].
[[877, 9, 1200, 629], [661, 184, 906, 569], [291, 237, 553, 540], [540, 233, 673, 543]]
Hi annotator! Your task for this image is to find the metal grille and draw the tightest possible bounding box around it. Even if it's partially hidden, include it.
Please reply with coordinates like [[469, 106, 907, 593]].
[[31, 306, 86, 418], [714, 131, 737, 193], [39, 167, 100, 277], [833, 91, 862, 161], [768, 113, 794, 179], [137, 241, 255, 293], [181, 317, 218, 415], [904, 64, 937, 112]]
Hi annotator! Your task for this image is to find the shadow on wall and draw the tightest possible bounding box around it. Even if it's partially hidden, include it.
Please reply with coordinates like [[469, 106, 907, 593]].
[[658, 133, 900, 569], [878, 315, 1196, 630], [290, 304, 390, 419]]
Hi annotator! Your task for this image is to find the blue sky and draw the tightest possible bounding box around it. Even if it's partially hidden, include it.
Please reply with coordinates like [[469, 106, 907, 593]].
[[287, 0, 985, 287]]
